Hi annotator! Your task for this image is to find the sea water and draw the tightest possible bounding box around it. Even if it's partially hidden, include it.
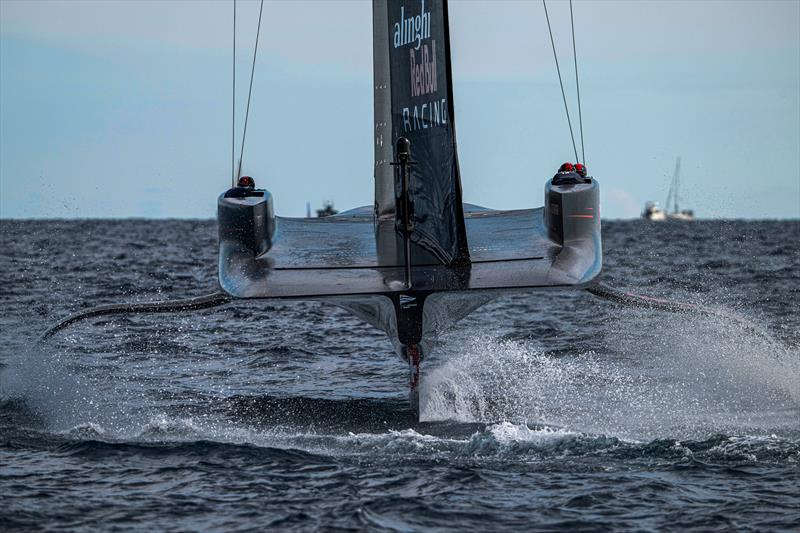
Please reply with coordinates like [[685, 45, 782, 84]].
[[1, 219, 798, 530]]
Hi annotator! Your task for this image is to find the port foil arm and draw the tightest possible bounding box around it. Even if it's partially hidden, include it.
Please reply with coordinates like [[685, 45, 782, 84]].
[[39, 292, 231, 343]]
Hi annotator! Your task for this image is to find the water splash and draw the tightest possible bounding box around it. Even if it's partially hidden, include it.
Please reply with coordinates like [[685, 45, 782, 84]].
[[421, 310, 800, 441], [0, 340, 153, 434], [0, 344, 104, 431]]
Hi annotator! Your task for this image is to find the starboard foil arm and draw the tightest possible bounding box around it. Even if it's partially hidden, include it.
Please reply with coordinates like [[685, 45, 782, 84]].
[[586, 282, 705, 313], [39, 292, 231, 342], [586, 281, 773, 339]]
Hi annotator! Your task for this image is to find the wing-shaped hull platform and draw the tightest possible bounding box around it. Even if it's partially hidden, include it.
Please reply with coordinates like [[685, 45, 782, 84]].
[[218, 182, 601, 300]]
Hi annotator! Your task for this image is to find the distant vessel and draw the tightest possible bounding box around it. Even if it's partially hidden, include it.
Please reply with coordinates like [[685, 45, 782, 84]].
[[643, 157, 695, 221], [316, 201, 338, 218], [642, 201, 667, 221]]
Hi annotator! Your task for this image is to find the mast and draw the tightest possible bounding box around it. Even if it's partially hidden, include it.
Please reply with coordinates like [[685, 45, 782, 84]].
[[673, 156, 681, 213], [665, 156, 681, 214]]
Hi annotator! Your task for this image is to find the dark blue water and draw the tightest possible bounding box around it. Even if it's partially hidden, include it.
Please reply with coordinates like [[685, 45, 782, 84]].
[[1, 219, 798, 531]]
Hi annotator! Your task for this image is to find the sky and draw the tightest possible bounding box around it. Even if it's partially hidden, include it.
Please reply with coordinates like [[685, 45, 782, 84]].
[[1, 0, 798, 219]]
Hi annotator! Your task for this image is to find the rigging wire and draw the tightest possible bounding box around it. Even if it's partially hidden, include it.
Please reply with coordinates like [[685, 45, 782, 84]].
[[569, 0, 585, 164], [231, 0, 236, 187], [236, 0, 265, 181], [543, 0, 579, 163]]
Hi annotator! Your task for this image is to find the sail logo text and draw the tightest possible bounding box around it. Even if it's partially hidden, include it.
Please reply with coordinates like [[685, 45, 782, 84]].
[[393, 0, 431, 50], [409, 40, 437, 97], [402, 98, 448, 133]]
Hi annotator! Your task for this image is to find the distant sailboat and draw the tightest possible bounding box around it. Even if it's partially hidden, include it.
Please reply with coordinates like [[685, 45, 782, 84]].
[[643, 157, 695, 221]]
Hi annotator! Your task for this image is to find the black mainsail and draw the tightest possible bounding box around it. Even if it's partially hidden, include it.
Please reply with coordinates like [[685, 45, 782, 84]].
[[373, 0, 468, 266]]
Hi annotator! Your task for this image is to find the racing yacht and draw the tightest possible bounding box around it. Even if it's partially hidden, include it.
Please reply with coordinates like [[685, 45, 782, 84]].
[[47, 1, 713, 415]]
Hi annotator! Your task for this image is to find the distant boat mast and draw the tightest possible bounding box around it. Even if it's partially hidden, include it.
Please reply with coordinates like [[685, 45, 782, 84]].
[[665, 157, 681, 215], [642, 156, 694, 221]]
